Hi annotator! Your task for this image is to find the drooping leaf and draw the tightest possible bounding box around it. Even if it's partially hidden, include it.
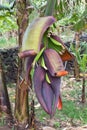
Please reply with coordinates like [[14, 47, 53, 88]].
[[22, 16, 55, 52]]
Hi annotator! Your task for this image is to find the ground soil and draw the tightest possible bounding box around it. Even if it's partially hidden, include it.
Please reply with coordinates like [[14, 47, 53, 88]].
[[0, 126, 10, 130], [0, 125, 87, 130]]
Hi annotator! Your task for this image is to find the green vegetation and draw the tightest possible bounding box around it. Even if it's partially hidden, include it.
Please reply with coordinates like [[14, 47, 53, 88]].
[[0, 118, 5, 126], [0, 0, 17, 49], [0, 37, 17, 48], [0, 0, 87, 129]]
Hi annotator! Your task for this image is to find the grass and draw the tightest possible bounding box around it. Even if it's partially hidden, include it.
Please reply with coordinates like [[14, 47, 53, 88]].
[[35, 100, 87, 129], [0, 118, 5, 126]]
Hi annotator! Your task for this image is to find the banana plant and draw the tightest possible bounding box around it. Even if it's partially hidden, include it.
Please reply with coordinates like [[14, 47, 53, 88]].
[[0, 57, 12, 119], [19, 16, 73, 116], [70, 42, 87, 103]]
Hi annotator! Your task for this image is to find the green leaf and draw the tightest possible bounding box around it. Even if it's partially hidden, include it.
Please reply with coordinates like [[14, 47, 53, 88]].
[[80, 54, 87, 72], [74, 19, 86, 31]]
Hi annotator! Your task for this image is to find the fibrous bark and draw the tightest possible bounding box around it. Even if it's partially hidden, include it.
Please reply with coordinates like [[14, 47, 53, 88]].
[[15, 0, 30, 125], [0, 56, 12, 120]]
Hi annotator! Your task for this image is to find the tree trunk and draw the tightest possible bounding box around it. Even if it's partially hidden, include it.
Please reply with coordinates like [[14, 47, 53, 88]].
[[15, 0, 30, 126], [0, 56, 12, 120], [74, 32, 80, 80], [81, 76, 86, 103], [74, 57, 80, 80]]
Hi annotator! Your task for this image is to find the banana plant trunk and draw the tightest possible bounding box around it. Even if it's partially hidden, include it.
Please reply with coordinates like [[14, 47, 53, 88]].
[[15, 0, 57, 128], [15, 0, 30, 126], [0, 57, 12, 120], [81, 75, 86, 103], [74, 32, 80, 80]]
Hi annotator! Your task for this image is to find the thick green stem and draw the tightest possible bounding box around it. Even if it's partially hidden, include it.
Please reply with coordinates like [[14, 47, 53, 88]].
[[45, 0, 56, 16]]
